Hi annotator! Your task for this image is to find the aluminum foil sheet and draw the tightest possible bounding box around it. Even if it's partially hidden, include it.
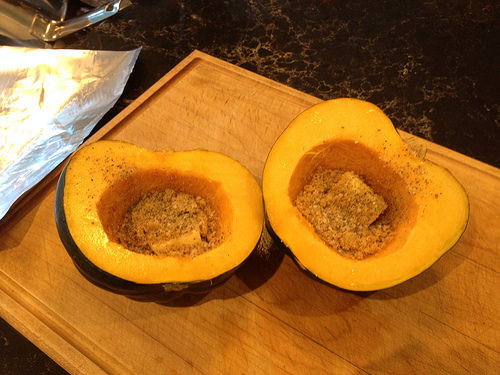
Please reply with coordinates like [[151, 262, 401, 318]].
[[0, 46, 140, 220]]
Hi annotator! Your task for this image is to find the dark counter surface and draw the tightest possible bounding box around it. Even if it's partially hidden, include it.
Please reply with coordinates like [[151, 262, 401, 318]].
[[1, 0, 499, 373]]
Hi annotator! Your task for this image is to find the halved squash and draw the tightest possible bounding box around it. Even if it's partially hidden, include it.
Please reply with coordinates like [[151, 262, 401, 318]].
[[262, 98, 469, 291], [55, 140, 264, 302]]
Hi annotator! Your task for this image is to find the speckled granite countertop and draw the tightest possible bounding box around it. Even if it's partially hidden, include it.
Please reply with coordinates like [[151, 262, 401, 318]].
[[1, 0, 499, 373]]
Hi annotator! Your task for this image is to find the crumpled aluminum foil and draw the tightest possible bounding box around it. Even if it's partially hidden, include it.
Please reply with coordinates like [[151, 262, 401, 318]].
[[0, 46, 140, 220]]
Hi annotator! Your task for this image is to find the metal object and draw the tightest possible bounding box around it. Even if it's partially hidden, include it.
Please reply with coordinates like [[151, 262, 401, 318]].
[[0, 0, 131, 44]]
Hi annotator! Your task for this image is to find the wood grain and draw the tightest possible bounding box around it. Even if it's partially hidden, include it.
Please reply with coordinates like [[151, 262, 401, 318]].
[[1, 50, 498, 374]]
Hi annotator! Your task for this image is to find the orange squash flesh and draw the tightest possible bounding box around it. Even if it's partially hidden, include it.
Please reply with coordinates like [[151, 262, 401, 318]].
[[58, 140, 264, 288], [263, 98, 469, 291]]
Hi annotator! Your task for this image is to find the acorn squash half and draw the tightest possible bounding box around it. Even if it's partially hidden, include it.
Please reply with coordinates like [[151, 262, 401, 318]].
[[262, 98, 469, 291], [55, 140, 264, 302]]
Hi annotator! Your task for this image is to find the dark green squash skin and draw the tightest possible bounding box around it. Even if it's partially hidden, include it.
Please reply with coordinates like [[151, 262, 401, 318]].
[[54, 162, 239, 304]]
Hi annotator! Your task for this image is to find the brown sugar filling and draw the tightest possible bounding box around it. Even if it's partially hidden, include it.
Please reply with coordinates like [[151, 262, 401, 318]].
[[294, 168, 393, 260], [116, 189, 221, 258]]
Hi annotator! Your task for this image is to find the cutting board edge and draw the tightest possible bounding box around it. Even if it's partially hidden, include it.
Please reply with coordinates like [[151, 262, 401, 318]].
[[89, 49, 500, 178], [0, 273, 123, 375]]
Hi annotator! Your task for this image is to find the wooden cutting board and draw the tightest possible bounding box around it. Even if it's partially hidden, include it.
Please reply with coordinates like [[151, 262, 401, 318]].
[[1, 50, 499, 375]]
